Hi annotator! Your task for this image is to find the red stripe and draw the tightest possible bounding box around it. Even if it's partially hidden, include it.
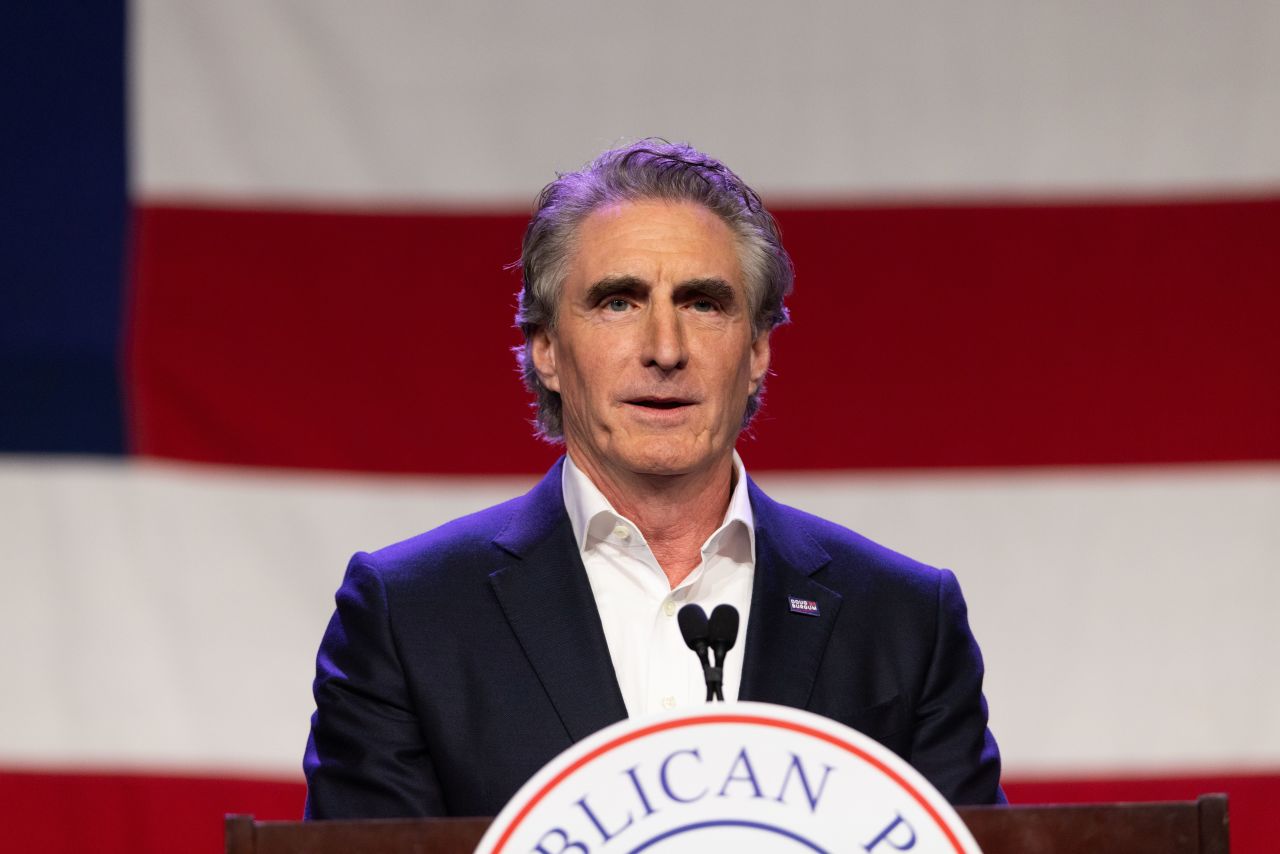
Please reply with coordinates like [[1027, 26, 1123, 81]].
[[2, 769, 1275, 853], [128, 205, 561, 475], [0, 769, 303, 854], [129, 199, 1280, 474]]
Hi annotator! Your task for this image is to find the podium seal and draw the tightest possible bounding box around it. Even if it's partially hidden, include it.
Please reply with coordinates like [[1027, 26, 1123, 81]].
[[477, 701, 982, 853]]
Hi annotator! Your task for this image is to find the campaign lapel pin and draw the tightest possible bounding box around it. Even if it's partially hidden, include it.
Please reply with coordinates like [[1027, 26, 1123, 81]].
[[788, 596, 820, 616]]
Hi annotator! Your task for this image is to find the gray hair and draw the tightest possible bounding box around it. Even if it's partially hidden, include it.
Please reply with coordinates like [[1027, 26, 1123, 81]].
[[514, 139, 794, 441]]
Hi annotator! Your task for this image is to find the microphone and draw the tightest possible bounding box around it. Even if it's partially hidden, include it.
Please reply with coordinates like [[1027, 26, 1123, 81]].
[[707, 605, 739, 701], [677, 604, 710, 667], [679, 603, 739, 702], [678, 604, 720, 702]]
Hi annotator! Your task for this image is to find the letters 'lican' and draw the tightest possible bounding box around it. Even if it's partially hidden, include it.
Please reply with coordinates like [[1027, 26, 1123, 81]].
[[531, 745, 857, 852]]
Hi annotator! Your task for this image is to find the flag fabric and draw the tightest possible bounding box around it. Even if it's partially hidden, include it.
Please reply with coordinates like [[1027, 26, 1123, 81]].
[[3, 3, 1278, 852]]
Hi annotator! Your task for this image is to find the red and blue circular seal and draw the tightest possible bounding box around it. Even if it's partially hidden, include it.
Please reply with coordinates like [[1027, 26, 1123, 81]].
[[477, 701, 982, 853]]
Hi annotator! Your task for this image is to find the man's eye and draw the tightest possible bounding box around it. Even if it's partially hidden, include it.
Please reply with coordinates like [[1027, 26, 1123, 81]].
[[606, 298, 630, 312], [691, 298, 718, 313]]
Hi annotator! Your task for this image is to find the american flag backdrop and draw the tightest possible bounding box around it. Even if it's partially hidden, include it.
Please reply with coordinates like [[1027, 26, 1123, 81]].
[[3, 2, 1279, 851]]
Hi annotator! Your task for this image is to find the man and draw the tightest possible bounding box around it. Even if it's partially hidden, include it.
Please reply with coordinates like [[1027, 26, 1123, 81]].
[[304, 140, 1003, 818]]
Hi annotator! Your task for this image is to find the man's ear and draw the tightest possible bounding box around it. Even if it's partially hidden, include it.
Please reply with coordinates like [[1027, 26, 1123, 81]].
[[748, 331, 771, 396], [530, 327, 561, 393]]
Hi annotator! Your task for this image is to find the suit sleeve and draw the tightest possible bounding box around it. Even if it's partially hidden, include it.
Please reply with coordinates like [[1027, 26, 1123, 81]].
[[909, 568, 1006, 805], [303, 554, 446, 818]]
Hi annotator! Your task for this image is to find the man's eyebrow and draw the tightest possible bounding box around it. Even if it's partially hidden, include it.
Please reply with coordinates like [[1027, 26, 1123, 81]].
[[582, 276, 739, 309], [583, 276, 648, 305], [674, 278, 738, 307]]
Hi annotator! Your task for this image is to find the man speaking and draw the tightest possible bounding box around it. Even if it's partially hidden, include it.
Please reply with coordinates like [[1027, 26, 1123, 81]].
[[304, 140, 1004, 817]]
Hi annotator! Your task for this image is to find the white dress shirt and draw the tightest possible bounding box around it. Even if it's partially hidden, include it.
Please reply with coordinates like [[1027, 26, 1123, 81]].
[[562, 453, 755, 717]]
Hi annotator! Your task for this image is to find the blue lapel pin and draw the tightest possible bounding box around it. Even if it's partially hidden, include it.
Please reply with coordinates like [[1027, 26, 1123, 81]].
[[788, 596, 820, 616]]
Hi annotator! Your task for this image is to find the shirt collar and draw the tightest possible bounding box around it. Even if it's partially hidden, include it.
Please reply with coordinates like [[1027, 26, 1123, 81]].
[[562, 452, 756, 562]]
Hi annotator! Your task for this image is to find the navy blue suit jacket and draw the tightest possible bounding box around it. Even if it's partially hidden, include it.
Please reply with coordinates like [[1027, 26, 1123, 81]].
[[304, 460, 1003, 817]]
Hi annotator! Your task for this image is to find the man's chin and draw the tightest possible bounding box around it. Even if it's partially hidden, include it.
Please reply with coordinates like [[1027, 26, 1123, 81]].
[[613, 441, 725, 480]]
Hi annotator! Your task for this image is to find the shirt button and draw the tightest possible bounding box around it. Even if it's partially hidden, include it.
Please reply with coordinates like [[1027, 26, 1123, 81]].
[[663, 599, 676, 617], [662, 696, 676, 709], [612, 524, 630, 540]]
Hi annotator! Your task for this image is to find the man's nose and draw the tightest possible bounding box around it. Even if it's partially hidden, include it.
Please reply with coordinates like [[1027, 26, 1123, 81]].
[[642, 302, 688, 372]]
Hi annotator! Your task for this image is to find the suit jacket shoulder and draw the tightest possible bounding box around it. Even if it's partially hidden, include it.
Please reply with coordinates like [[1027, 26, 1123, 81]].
[[362, 462, 565, 585], [305, 459, 630, 818], [744, 479, 1004, 805]]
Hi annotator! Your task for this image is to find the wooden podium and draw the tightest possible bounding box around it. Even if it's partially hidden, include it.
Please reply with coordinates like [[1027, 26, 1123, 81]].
[[226, 794, 1229, 853]]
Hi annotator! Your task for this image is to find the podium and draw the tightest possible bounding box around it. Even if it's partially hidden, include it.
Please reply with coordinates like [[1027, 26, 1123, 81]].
[[226, 794, 1229, 853]]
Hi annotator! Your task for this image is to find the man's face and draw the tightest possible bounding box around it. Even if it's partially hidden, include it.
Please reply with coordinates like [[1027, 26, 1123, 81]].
[[531, 199, 770, 482]]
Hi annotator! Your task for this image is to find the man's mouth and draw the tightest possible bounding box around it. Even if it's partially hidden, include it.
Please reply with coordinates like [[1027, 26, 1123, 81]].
[[626, 397, 694, 410]]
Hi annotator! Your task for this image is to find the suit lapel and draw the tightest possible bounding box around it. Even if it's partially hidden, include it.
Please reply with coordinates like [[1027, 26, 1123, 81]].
[[488, 460, 629, 742], [739, 481, 843, 709]]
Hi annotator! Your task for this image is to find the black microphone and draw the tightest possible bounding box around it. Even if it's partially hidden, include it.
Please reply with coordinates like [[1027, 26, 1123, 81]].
[[678, 604, 721, 702], [707, 605, 740, 701], [677, 604, 710, 665]]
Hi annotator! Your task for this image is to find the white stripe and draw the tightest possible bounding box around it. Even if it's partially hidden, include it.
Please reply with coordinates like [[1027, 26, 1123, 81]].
[[0, 456, 535, 775], [133, 1, 1280, 204], [757, 463, 1280, 775], [1, 457, 1276, 775]]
